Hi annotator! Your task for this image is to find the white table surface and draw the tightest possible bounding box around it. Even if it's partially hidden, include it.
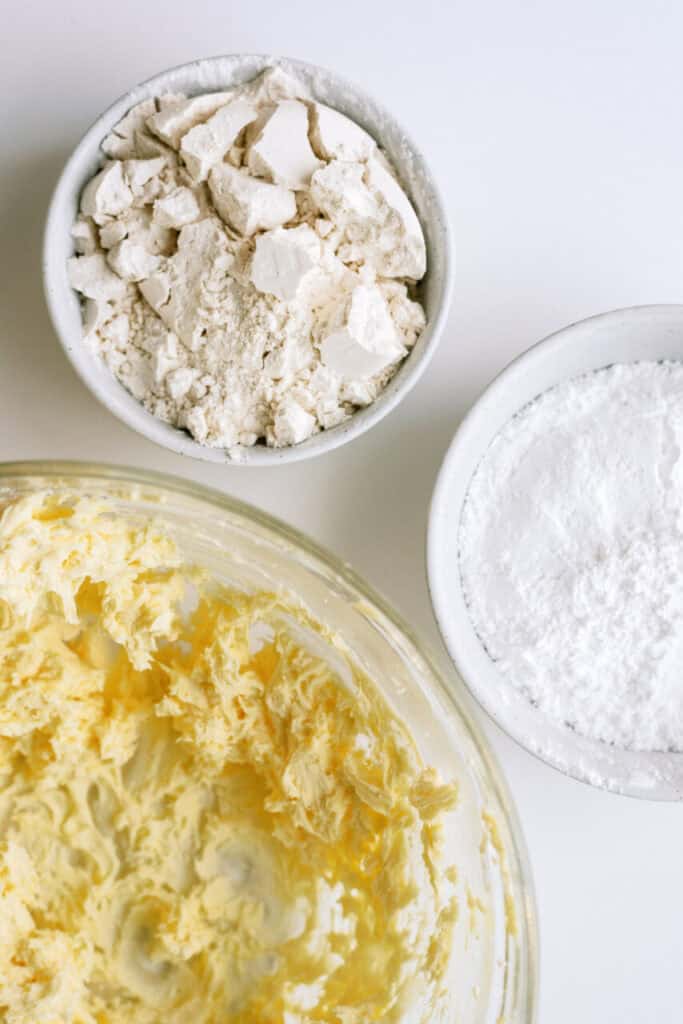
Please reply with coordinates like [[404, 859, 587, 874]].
[[3, 2, 682, 1020]]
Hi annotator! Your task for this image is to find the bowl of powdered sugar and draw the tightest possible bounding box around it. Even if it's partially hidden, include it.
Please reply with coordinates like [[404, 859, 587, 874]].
[[44, 55, 452, 464], [428, 305, 683, 799]]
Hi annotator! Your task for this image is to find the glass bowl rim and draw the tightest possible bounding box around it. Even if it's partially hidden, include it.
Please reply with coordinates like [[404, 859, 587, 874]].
[[0, 458, 539, 1021]]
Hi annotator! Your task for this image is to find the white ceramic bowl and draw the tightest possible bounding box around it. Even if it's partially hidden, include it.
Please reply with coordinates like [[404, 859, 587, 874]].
[[428, 305, 683, 800], [43, 54, 453, 466]]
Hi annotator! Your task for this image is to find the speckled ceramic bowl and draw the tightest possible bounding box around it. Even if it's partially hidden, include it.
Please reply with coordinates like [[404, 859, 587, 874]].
[[43, 54, 454, 466]]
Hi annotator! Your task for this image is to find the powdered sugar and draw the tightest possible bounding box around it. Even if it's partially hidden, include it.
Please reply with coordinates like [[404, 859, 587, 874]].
[[67, 68, 426, 450], [459, 361, 683, 752]]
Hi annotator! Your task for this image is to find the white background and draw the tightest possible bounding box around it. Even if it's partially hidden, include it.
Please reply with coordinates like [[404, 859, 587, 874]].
[[3, 2, 683, 1020]]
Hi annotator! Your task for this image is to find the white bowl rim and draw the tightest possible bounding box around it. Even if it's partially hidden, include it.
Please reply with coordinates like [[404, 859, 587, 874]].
[[428, 303, 683, 800], [43, 53, 455, 466]]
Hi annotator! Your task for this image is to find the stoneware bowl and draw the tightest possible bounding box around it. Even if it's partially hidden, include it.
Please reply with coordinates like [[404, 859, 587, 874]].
[[428, 304, 683, 800], [43, 54, 454, 466]]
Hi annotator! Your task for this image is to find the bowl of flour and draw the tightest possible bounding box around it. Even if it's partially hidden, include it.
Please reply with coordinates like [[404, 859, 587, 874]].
[[428, 305, 683, 799], [43, 55, 453, 464]]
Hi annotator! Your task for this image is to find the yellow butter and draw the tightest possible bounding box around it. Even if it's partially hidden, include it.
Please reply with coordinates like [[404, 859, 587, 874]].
[[0, 493, 457, 1023]]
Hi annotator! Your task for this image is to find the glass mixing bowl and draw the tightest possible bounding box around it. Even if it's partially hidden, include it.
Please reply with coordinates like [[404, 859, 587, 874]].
[[0, 461, 537, 1023]]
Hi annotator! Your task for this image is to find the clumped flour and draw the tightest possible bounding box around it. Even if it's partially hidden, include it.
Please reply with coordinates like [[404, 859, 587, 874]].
[[459, 361, 683, 752], [67, 68, 426, 451]]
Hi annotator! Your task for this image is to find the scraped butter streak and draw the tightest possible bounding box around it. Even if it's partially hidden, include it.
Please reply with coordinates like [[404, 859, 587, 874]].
[[0, 493, 458, 1023]]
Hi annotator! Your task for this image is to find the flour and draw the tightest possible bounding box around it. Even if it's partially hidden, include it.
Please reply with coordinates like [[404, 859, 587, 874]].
[[67, 68, 426, 450], [458, 361, 683, 752]]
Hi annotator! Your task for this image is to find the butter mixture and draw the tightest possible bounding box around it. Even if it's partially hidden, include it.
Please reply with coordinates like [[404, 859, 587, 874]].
[[0, 493, 458, 1023]]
